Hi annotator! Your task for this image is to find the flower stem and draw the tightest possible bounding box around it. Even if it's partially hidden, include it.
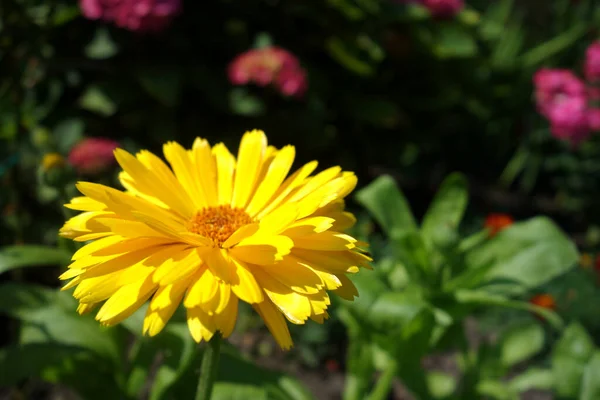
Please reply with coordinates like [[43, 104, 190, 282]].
[[365, 361, 398, 400], [195, 333, 222, 400]]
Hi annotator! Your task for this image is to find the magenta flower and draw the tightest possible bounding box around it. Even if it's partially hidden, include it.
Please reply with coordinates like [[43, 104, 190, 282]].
[[588, 108, 600, 131], [585, 41, 600, 82], [228, 47, 308, 98], [533, 68, 593, 144], [79, 0, 180, 32], [69, 137, 119, 175], [421, 0, 464, 18]]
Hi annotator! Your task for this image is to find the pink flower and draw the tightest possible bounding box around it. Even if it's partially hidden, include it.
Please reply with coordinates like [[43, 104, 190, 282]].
[[588, 108, 600, 131], [421, 0, 464, 18], [69, 137, 119, 175], [546, 97, 591, 144], [585, 41, 600, 82], [79, 0, 180, 32], [533, 68, 592, 144], [228, 47, 308, 98]]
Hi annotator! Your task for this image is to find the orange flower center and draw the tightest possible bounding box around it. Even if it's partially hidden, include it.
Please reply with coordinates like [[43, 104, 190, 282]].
[[187, 205, 253, 246]]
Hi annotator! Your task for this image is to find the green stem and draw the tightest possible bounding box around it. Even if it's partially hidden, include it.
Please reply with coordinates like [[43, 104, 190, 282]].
[[365, 361, 398, 400], [195, 333, 222, 400]]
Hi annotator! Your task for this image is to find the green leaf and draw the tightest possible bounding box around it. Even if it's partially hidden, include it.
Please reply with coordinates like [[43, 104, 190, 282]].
[[509, 368, 553, 393], [0, 283, 123, 365], [355, 175, 417, 237], [137, 66, 182, 107], [433, 25, 478, 59], [390, 231, 433, 283], [426, 372, 457, 399], [366, 291, 428, 333], [53, 118, 85, 154], [465, 217, 578, 296], [477, 380, 515, 400], [420, 173, 468, 248], [229, 88, 266, 116], [552, 323, 595, 398], [79, 86, 117, 116], [85, 28, 119, 59], [521, 24, 587, 67], [167, 346, 314, 400], [0, 245, 71, 275], [0, 344, 124, 400], [580, 352, 600, 400], [500, 322, 544, 367], [326, 37, 374, 76], [453, 289, 563, 329]]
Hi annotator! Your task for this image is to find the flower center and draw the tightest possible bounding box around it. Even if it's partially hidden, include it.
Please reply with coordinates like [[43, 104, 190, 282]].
[[187, 205, 253, 247]]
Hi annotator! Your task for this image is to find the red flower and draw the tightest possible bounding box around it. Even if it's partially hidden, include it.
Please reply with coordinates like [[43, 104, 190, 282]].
[[228, 47, 308, 98], [484, 213, 514, 237], [529, 294, 556, 311], [69, 137, 119, 175]]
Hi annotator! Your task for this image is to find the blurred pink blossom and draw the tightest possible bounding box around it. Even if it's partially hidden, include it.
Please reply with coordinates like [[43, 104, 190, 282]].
[[421, 0, 464, 18], [533, 68, 593, 144], [228, 47, 308, 98], [69, 137, 119, 175], [585, 41, 600, 82], [79, 0, 180, 32], [588, 108, 600, 131]]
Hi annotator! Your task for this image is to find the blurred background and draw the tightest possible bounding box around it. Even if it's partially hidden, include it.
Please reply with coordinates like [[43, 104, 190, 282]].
[[4, 0, 600, 399]]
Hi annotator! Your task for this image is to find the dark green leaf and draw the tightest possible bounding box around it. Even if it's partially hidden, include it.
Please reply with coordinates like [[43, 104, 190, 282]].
[[79, 86, 117, 116], [0, 245, 71, 275], [85, 28, 119, 59], [229, 88, 266, 116], [420, 173, 468, 248], [355, 175, 417, 237], [465, 217, 578, 296], [137, 66, 182, 107], [53, 118, 85, 154]]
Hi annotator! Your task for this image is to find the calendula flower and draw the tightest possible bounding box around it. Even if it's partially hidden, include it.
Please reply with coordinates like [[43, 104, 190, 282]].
[[59, 130, 369, 349], [529, 293, 556, 311], [42, 153, 66, 171], [484, 213, 514, 237]]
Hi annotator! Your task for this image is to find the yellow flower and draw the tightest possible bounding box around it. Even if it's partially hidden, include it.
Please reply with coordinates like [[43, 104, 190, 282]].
[[42, 152, 65, 171], [59, 130, 370, 349]]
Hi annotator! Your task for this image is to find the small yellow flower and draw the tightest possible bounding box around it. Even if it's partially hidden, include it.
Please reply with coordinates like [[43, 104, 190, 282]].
[[580, 253, 593, 269], [42, 153, 65, 171], [59, 130, 370, 349]]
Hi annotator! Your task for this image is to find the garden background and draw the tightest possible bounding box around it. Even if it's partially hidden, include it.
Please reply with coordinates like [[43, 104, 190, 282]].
[[4, 0, 600, 399]]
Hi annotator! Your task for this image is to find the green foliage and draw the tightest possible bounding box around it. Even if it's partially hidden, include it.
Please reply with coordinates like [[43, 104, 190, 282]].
[[340, 173, 578, 399]]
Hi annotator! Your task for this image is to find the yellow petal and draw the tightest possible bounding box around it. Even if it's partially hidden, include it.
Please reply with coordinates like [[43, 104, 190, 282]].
[[143, 279, 188, 337], [232, 130, 267, 208], [333, 274, 359, 300], [232, 232, 294, 265], [292, 232, 356, 251], [245, 145, 295, 216], [283, 217, 335, 237], [187, 306, 216, 343], [253, 300, 293, 350], [64, 196, 106, 211], [257, 203, 299, 235], [258, 256, 323, 294], [256, 161, 318, 219], [95, 274, 157, 326], [163, 141, 207, 209], [76, 302, 99, 315], [212, 143, 236, 205], [229, 256, 264, 304], [252, 268, 312, 324], [190, 138, 218, 207], [214, 293, 238, 338], [222, 223, 259, 248], [204, 248, 237, 283], [114, 148, 194, 218], [292, 248, 371, 273], [157, 248, 203, 286], [288, 166, 341, 202], [183, 266, 219, 308]]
